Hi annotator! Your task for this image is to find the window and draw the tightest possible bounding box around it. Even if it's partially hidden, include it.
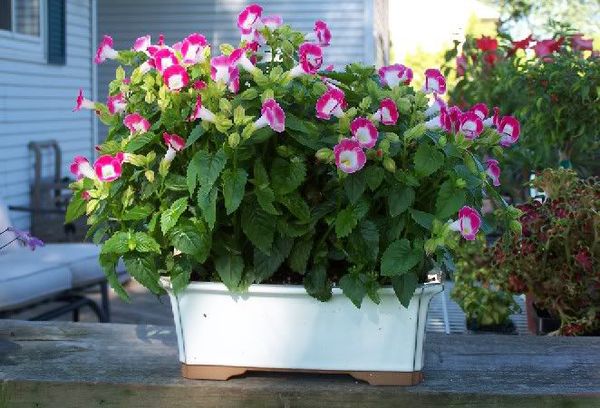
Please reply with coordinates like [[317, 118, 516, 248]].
[[0, 0, 41, 37]]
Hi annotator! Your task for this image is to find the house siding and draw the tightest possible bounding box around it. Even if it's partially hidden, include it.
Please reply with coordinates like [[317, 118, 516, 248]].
[[97, 0, 387, 139], [0, 0, 94, 229]]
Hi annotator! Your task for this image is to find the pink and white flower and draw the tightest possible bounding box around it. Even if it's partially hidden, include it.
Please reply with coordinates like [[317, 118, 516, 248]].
[[424, 93, 447, 117], [193, 80, 207, 90], [162, 64, 189, 91], [372, 98, 399, 125], [229, 48, 258, 73], [449, 206, 482, 241], [69, 156, 96, 180], [152, 48, 179, 73], [133, 35, 151, 53], [254, 99, 286, 133], [94, 35, 118, 64], [210, 55, 232, 82], [497, 116, 520, 147], [456, 54, 467, 77], [123, 113, 150, 135], [163, 132, 186, 163], [350, 117, 378, 149], [138, 59, 155, 75], [180, 33, 208, 65], [486, 159, 501, 186], [190, 95, 216, 123], [378, 64, 413, 88], [305, 20, 332, 47], [107, 93, 127, 115], [288, 43, 323, 78], [425, 106, 452, 132], [483, 106, 501, 128], [334, 139, 366, 174], [470, 103, 489, 121], [316, 88, 346, 120], [423, 68, 446, 94], [263, 15, 283, 30], [73, 89, 95, 111], [458, 112, 484, 140], [448, 106, 463, 133], [237, 4, 263, 34], [228, 66, 240, 93], [93, 154, 123, 182]]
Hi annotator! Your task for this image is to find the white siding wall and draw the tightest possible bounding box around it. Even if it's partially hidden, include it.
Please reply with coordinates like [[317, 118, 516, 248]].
[[97, 0, 383, 138], [0, 0, 94, 230]]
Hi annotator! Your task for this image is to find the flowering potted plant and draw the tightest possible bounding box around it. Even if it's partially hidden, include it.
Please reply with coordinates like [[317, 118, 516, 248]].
[[68, 4, 521, 385], [451, 237, 520, 334], [490, 169, 599, 336], [444, 29, 599, 201]]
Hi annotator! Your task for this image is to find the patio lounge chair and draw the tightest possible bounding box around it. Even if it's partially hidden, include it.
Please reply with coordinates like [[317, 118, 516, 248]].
[[0, 200, 127, 322]]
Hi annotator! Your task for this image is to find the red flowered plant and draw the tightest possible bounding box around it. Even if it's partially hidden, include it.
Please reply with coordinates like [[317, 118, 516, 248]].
[[67, 4, 520, 308], [490, 169, 600, 335]]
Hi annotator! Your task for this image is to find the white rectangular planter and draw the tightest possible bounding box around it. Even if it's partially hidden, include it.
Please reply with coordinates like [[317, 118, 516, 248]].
[[162, 279, 443, 385]]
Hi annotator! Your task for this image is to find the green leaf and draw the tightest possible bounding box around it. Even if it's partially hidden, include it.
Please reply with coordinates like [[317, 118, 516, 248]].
[[123, 253, 163, 295], [160, 197, 188, 235], [171, 258, 192, 294], [255, 186, 279, 215], [133, 232, 160, 253], [364, 166, 385, 191], [435, 180, 466, 219], [125, 132, 156, 153], [241, 203, 276, 254], [347, 220, 379, 263], [99, 253, 129, 301], [65, 194, 86, 223], [215, 254, 244, 291], [365, 277, 381, 304], [271, 157, 306, 195], [169, 222, 211, 263], [414, 143, 444, 177], [101, 232, 129, 255], [339, 274, 366, 308], [185, 123, 205, 148], [278, 193, 310, 222], [122, 204, 153, 221], [388, 186, 415, 217], [164, 174, 188, 192], [410, 209, 435, 230], [288, 237, 313, 274], [222, 168, 248, 215], [253, 236, 293, 282], [303, 265, 332, 301], [253, 159, 270, 187], [344, 172, 366, 204], [187, 148, 227, 194], [380, 239, 422, 277], [391, 272, 418, 308], [197, 184, 218, 230], [335, 207, 358, 238]]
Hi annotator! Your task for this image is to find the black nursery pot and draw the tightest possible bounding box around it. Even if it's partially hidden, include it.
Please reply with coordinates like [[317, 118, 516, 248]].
[[466, 318, 517, 335], [525, 294, 561, 335]]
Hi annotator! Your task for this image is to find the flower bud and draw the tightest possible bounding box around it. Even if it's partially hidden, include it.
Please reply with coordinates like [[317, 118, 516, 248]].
[[315, 148, 334, 163], [276, 145, 292, 158], [379, 139, 390, 153], [228, 132, 240, 148], [383, 157, 396, 173], [455, 178, 466, 188], [404, 123, 426, 141], [385, 132, 400, 143], [438, 135, 447, 147], [509, 220, 522, 235]]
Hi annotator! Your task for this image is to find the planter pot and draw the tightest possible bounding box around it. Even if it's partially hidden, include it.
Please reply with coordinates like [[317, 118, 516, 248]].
[[161, 278, 443, 385], [466, 318, 516, 334], [525, 294, 560, 335]]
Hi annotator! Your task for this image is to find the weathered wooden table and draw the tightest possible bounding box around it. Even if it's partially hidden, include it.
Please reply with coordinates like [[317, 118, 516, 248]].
[[1, 320, 599, 407]]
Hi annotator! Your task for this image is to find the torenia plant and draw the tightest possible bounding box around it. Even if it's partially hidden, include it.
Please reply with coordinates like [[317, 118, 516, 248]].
[[68, 4, 521, 307]]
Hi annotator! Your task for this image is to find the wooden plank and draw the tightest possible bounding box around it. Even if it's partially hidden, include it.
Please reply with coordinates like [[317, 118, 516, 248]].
[[0, 320, 599, 407]]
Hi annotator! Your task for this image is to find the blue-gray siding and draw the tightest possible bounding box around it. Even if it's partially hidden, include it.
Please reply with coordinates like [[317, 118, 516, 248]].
[[0, 0, 94, 229]]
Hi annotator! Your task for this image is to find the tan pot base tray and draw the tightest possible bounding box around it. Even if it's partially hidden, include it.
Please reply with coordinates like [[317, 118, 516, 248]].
[[181, 363, 423, 386]]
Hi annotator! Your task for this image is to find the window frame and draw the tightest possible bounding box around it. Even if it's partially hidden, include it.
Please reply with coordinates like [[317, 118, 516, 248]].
[[0, 0, 47, 63]]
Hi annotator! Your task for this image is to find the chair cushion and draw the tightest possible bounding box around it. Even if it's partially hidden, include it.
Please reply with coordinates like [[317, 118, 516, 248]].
[[33, 243, 127, 287], [0, 251, 72, 310]]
